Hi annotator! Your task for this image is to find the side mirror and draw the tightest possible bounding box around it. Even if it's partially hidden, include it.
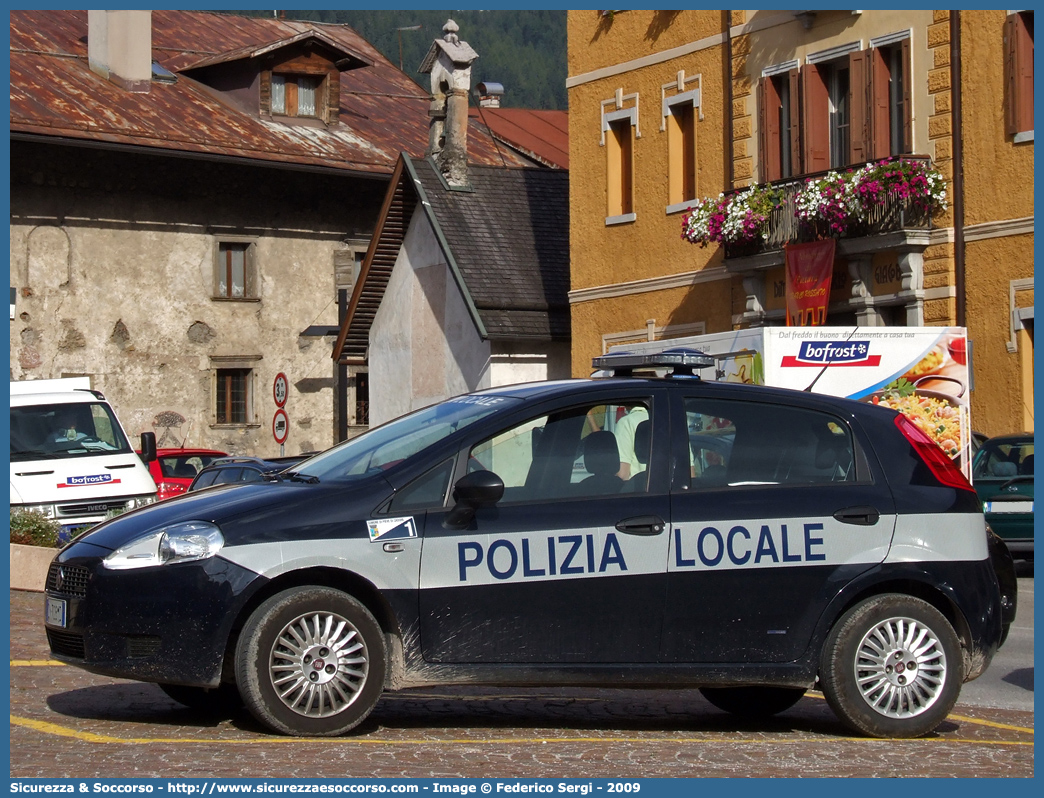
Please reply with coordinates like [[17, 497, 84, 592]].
[[444, 470, 504, 529], [139, 431, 157, 464]]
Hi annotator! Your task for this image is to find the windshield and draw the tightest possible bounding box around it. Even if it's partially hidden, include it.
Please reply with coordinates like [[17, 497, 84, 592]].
[[298, 394, 522, 481], [10, 402, 133, 461]]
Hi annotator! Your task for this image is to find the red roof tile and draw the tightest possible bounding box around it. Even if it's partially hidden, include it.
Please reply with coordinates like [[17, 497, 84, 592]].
[[468, 107, 568, 169]]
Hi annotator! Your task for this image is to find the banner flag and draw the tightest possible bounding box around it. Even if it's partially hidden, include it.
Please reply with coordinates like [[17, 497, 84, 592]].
[[785, 239, 836, 325]]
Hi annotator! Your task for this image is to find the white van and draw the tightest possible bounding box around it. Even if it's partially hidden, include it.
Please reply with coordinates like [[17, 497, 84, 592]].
[[10, 377, 158, 534]]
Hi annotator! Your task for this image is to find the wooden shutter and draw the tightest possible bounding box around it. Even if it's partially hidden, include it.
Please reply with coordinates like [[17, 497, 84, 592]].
[[900, 38, 912, 152], [869, 48, 891, 159], [286, 80, 299, 117], [788, 69, 802, 174], [759, 78, 782, 181], [848, 50, 870, 164], [802, 65, 830, 173], [1004, 13, 1033, 136], [1005, 14, 1020, 135]]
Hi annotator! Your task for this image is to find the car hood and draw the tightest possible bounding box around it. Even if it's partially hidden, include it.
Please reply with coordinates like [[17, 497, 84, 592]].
[[72, 476, 393, 552]]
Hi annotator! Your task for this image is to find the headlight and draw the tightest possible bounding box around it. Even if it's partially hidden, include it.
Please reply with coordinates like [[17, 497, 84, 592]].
[[21, 504, 57, 519], [127, 494, 158, 510], [103, 521, 224, 570]]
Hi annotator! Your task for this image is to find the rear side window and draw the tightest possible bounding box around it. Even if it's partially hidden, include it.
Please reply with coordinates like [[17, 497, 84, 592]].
[[192, 471, 219, 489], [974, 441, 1035, 479], [685, 398, 855, 488], [211, 468, 244, 485]]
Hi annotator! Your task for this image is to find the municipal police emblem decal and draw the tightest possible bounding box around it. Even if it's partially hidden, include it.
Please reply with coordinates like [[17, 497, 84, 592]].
[[366, 516, 417, 543]]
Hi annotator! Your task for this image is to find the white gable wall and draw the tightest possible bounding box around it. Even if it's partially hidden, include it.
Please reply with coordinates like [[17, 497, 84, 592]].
[[489, 342, 572, 387], [369, 212, 491, 427]]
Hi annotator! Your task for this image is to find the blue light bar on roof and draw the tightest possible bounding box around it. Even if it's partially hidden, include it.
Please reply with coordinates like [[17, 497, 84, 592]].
[[591, 347, 716, 376]]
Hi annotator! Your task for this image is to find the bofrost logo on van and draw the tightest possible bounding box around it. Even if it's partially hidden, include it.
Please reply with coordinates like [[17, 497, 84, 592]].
[[57, 474, 119, 489], [781, 341, 881, 368]]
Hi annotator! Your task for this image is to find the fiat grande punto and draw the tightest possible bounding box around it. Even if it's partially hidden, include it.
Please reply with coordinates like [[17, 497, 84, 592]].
[[44, 351, 1013, 739]]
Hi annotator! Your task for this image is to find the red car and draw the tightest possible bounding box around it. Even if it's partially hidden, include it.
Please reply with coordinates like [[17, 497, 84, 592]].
[[145, 448, 229, 501]]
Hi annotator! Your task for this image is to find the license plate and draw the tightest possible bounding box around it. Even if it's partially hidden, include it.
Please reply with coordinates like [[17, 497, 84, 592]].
[[986, 500, 1033, 514], [46, 597, 67, 628]]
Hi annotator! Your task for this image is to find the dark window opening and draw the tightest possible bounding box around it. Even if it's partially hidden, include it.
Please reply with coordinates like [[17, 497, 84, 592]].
[[217, 369, 250, 424], [355, 372, 369, 426], [828, 64, 851, 169]]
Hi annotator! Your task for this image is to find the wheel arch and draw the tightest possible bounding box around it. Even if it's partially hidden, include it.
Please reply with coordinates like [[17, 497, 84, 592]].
[[219, 566, 401, 684], [811, 571, 973, 677]]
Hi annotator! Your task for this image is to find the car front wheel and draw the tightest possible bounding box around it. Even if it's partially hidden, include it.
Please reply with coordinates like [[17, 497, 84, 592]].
[[235, 586, 387, 736], [819, 594, 962, 738]]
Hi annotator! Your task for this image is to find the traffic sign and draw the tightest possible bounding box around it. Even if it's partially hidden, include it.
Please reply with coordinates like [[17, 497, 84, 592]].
[[273, 372, 288, 408], [272, 408, 289, 445]]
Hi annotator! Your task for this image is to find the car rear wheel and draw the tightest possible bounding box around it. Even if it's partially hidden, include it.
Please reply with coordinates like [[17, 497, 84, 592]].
[[700, 686, 807, 717], [235, 586, 386, 736], [819, 594, 962, 738], [158, 682, 243, 713]]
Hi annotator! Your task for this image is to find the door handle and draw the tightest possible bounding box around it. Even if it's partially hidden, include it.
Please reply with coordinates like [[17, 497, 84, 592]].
[[615, 515, 666, 536], [833, 505, 880, 526]]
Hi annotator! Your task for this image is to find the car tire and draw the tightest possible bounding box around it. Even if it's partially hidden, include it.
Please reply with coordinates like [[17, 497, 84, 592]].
[[819, 594, 962, 738], [234, 586, 387, 736], [700, 686, 807, 717], [158, 682, 243, 713]]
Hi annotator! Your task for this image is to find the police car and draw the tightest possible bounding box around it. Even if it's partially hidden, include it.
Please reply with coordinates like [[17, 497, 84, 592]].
[[43, 350, 1013, 739]]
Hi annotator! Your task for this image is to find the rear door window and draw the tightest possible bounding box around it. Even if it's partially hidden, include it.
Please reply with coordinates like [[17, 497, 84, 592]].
[[685, 398, 857, 488]]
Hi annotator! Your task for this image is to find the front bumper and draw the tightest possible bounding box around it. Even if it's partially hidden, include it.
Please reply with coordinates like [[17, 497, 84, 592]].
[[43, 540, 264, 686]]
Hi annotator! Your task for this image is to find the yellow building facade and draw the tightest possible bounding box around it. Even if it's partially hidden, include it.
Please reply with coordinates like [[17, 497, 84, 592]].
[[567, 9, 1033, 436]]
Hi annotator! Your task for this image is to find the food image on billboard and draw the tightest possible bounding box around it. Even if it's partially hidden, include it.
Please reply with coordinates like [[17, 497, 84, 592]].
[[765, 327, 972, 478]]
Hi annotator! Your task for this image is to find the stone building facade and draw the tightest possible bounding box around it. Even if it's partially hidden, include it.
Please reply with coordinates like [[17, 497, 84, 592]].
[[10, 10, 529, 455]]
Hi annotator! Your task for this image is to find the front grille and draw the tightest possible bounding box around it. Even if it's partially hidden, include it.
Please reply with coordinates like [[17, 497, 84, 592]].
[[56, 498, 129, 517], [47, 629, 85, 659], [46, 562, 90, 597], [126, 636, 161, 658]]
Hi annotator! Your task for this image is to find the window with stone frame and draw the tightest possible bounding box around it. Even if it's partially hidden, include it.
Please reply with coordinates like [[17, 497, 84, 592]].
[[603, 105, 636, 223], [213, 239, 258, 300], [216, 368, 253, 425], [665, 94, 698, 208], [1005, 11, 1034, 140]]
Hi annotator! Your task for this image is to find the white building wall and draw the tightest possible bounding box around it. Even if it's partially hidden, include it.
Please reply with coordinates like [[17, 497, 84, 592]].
[[489, 341, 573, 387], [369, 213, 491, 427]]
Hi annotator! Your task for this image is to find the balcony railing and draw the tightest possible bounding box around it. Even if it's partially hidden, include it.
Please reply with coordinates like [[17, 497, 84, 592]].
[[723, 156, 935, 260]]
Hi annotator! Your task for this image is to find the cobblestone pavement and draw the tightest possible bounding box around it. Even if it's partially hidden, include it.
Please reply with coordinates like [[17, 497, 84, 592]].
[[10, 590, 1033, 779]]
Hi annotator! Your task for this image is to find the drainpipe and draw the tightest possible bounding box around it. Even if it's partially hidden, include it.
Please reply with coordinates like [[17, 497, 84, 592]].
[[724, 11, 735, 187], [950, 11, 966, 326]]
